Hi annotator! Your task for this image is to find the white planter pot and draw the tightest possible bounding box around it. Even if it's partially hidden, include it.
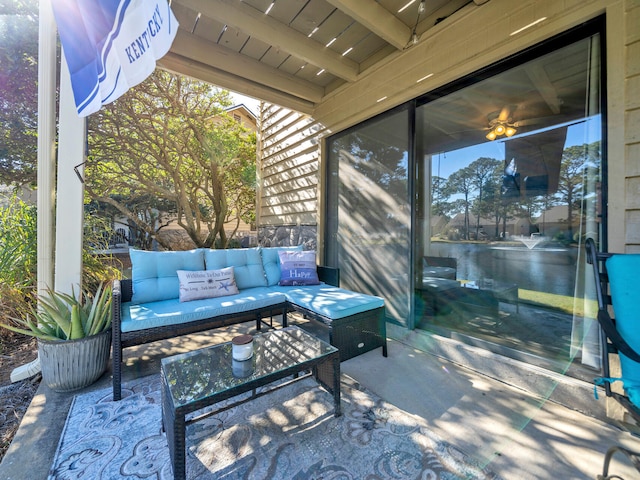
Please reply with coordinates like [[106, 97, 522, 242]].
[[38, 329, 111, 392]]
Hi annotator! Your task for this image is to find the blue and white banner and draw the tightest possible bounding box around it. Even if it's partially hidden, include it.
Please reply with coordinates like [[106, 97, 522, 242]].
[[51, 0, 178, 117]]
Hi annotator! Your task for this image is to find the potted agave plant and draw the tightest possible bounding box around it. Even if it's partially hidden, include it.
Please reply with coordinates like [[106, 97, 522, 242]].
[[1, 283, 112, 392]]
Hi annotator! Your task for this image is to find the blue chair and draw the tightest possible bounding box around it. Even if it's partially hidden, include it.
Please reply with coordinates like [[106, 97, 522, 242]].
[[586, 238, 640, 420], [586, 238, 640, 479]]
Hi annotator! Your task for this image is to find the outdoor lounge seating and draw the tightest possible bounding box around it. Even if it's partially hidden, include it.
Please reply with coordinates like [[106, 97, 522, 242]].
[[416, 277, 501, 318], [111, 246, 387, 400], [422, 256, 457, 280], [585, 238, 640, 424]]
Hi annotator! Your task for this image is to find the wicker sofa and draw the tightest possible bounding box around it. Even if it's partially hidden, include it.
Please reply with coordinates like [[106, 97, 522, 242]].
[[111, 246, 387, 400]]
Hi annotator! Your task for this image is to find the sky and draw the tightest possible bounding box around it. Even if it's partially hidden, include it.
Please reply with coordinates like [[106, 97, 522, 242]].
[[433, 115, 601, 180]]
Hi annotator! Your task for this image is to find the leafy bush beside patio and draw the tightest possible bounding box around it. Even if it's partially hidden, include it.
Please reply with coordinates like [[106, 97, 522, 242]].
[[0, 196, 37, 333], [0, 195, 122, 351]]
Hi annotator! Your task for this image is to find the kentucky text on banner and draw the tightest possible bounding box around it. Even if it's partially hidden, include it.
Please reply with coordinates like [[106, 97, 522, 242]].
[[51, 0, 178, 117]]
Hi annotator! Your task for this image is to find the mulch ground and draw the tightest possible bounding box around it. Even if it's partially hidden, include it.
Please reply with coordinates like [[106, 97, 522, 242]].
[[0, 334, 40, 463]]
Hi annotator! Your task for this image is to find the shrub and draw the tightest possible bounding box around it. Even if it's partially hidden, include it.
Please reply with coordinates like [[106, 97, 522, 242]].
[[1, 197, 121, 347], [0, 196, 37, 337], [82, 214, 122, 292]]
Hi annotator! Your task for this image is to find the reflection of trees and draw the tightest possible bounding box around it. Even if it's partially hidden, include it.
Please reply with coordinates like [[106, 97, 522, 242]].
[[484, 165, 510, 238], [332, 126, 409, 236], [434, 142, 600, 241], [558, 143, 600, 241], [468, 158, 501, 239], [331, 118, 410, 319], [431, 176, 449, 217], [446, 167, 474, 239]]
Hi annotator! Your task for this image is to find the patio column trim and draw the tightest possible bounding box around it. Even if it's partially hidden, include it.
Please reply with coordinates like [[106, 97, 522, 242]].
[[54, 51, 85, 296], [36, 0, 56, 296]]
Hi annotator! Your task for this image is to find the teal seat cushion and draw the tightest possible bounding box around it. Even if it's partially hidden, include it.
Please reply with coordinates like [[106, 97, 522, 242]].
[[204, 248, 267, 289], [260, 246, 303, 286], [275, 284, 384, 320], [120, 287, 287, 333], [606, 254, 640, 408], [130, 249, 205, 304]]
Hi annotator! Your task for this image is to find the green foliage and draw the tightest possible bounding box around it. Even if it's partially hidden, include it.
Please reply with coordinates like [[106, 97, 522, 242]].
[[0, 283, 112, 341], [433, 141, 601, 241], [0, 194, 37, 288], [0, 196, 120, 341], [0, 2, 42, 186], [85, 71, 257, 250], [82, 214, 123, 292], [0, 194, 37, 333]]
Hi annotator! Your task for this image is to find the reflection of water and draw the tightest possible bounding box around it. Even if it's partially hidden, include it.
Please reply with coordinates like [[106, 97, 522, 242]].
[[430, 242, 577, 296]]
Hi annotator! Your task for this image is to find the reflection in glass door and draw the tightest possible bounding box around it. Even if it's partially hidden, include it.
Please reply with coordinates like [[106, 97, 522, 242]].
[[414, 32, 603, 375], [326, 107, 411, 324]]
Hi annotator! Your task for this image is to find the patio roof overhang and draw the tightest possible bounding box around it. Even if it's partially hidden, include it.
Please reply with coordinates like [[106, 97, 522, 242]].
[[161, 0, 482, 114], [160, 0, 590, 154]]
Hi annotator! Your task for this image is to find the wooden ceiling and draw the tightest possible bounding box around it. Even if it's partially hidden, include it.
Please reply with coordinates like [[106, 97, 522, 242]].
[[162, 0, 482, 112]]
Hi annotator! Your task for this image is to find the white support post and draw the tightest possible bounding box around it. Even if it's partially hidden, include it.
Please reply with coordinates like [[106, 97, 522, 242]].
[[55, 52, 86, 296], [36, 0, 57, 300]]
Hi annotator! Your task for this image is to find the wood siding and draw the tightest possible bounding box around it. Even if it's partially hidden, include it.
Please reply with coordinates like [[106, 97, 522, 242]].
[[257, 103, 328, 226], [623, 0, 640, 252]]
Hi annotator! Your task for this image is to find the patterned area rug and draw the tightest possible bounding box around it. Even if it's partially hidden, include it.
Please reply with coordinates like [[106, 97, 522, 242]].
[[49, 374, 500, 479]]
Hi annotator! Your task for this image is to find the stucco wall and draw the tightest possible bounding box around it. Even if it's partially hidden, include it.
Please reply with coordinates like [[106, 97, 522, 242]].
[[257, 0, 640, 253]]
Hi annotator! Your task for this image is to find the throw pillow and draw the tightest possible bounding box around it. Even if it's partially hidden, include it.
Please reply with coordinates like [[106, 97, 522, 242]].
[[278, 250, 320, 286], [177, 267, 240, 302], [261, 246, 303, 286]]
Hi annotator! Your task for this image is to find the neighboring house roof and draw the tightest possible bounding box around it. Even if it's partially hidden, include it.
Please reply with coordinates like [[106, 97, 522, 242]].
[[226, 104, 257, 120], [225, 104, 257, 131], [430, 215, 448, 228]]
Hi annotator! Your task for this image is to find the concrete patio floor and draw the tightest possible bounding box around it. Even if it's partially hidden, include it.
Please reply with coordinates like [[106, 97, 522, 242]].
[[1, 318, 639, 479]]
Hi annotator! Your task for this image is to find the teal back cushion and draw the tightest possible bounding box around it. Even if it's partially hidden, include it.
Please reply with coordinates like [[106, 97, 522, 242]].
[[260, 246, 303, 286], [606, 254, 640, 407], [204, 248, 267, 289], [130, 249, 205, 304]]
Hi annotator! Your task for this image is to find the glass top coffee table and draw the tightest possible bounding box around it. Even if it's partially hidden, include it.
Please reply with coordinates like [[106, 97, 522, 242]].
[[161, 326, 341, 480]]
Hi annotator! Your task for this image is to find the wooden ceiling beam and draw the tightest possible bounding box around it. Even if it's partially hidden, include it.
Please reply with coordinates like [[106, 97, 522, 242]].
[[525, 64, 562, 114], [416, 0, 472, 37], [325, 0, 411, 50], [178, 0, 359, 81], [169, 30, 325, 104], [158, 53, 316, 114]]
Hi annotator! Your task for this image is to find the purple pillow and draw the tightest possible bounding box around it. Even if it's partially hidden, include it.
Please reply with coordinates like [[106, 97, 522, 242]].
[[278, 250, 320, 286]]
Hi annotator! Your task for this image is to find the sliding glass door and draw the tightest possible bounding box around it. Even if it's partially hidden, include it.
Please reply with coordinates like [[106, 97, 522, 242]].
[[325, 20, 604, 377], [414, 30, 603, 372], [326, 106, 411, 324]]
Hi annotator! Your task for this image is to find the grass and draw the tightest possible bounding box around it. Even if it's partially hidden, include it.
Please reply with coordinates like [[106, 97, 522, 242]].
[[518, 288, 595, 317]]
